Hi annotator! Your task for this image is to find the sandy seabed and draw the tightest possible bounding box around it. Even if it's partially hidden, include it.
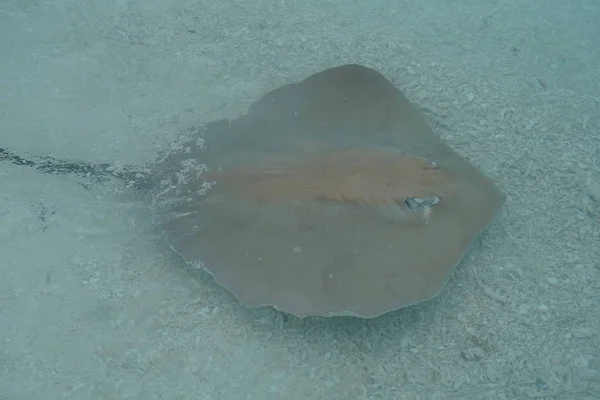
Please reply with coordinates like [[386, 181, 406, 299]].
[[1, 1, 599, 399]]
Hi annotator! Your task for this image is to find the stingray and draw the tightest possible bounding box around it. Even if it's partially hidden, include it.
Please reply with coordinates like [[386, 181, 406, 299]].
[[0, 64, 505, 318]]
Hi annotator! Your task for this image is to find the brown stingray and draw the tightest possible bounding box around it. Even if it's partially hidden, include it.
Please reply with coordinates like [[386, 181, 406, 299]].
[[153, 64, 505, 318]]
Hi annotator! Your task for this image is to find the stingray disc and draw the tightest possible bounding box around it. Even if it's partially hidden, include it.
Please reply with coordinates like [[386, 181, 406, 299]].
[[157, 64, 505, 318]]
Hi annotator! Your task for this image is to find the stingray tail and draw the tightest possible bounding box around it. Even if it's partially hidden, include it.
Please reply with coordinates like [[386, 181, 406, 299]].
[[0, 147, 150, 187]]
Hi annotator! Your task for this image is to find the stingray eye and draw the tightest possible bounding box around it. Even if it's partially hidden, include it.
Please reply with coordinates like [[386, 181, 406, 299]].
[[403, 196, 441, 211]]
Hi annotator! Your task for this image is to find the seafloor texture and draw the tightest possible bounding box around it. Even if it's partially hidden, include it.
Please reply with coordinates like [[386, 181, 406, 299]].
[[1, 0, 599, 399]]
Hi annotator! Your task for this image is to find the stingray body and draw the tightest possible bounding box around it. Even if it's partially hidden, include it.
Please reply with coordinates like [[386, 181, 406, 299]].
[[150, 64, 505, 318], [0, 64, 505, 318]]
